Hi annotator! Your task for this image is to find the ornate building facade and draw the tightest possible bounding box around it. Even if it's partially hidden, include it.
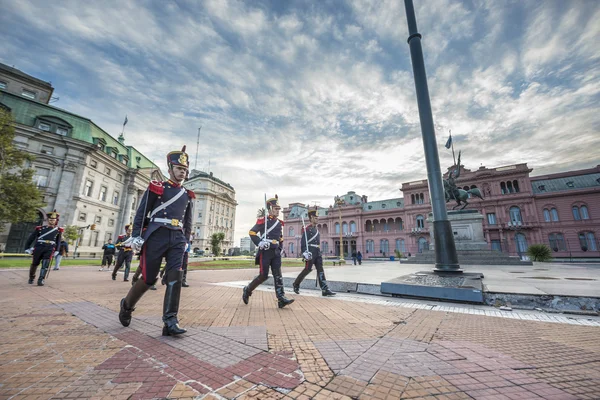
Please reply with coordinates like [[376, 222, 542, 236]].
[[0, 64, 161, 255], [185, 170, 237, 255], [282, 164, 600, 260]]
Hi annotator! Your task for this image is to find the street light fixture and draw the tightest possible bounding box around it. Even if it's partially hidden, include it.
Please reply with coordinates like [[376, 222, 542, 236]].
[[335, 196, 345, 262]]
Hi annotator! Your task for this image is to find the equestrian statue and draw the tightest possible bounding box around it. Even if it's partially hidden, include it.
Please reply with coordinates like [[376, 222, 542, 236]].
[[443, 151, 484, 210]]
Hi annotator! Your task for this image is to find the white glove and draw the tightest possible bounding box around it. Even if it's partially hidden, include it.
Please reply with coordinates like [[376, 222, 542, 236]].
[[123, 236, 145, 252], [302, 251, 312, 260], [53, 251, 59, 257], [185, 242, 190, 252], [25, 248, 33, 255], [258, 240, 271, 250]]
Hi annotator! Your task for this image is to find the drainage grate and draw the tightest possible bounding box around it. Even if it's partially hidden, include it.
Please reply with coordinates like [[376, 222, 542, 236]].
[[522, 276, 560, 280], [564, 278, 597, 281]]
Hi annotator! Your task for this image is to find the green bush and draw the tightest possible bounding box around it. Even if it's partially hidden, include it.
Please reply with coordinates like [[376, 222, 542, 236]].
[[526, 244, 553, 262], [394, 249, 404, 259]]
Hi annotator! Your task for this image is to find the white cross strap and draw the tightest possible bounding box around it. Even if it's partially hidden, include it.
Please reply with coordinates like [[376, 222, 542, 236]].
[[263, 219, 280, 239], [38, 227, 58, 240], [150, 188, 186, 218]]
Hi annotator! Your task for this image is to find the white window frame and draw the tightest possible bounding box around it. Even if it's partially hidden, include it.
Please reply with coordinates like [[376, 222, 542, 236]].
[[22, 89, 36, 99]]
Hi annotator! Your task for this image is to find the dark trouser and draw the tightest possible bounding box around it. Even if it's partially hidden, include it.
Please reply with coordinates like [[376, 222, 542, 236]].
[[246, 247, 286, 299], [102, 254, 114, 266], [113, 251, 133, 280], [29, 245, 53, 281], [182, 252, 189, 285], [293, 254, 330, 291]]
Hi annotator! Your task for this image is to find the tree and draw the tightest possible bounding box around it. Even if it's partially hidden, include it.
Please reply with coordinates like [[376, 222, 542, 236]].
[[63, 225, 80, 244], [210, 232, 225, 256], [526, 244, 553, 262], [0, 109, 45, 231]]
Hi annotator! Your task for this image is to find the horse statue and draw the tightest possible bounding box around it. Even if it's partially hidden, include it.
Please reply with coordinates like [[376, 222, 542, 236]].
[[443, 151, 484, 210]]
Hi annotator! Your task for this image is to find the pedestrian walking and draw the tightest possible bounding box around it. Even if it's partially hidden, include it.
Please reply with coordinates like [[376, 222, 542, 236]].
[[112, 225, 133, 281], [357, 251, 363, 265], [293, 207, 336, 296], [100, 239, 116, 271], [351, 251, 357, 265], [242, 195, 294, 309], [24, 210, 63, 286], [53, 239, 69, 270], [118, 145, 194, 336]]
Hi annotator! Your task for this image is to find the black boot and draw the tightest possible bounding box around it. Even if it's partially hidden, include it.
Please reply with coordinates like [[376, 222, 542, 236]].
[[182, 270, 189, 287], [293, 268, 311, 294], [29, 264, 37, 284], [37, 259, 49, 286], [242, 275, 267, 305], [131, 267, 141, 286], [112, 263, 120, 280], [119, 278, 151, 327], [162, 269, 186, 336], [318, 271, 336, 296], [275, 275, 294, 308], [123, 265, 130, 281]]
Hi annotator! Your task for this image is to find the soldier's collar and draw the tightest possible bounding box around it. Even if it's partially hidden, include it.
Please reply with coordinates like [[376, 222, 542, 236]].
[[167, 179, 182, 188]]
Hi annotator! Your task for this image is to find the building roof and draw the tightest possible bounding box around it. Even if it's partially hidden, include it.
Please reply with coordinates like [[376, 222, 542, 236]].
[[531, 172, 600, 194], [362, 198, 404, 212], [0, 62, 53, 88], [0, 90, 158, 170], [188, 170, 234, 190]]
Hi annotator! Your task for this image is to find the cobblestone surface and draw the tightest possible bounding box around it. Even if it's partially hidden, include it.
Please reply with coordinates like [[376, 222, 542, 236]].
[[0, 267, 599, 399]]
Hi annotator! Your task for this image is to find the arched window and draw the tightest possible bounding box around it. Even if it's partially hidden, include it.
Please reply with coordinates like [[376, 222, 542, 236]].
[[507, 181, 514, 193], [321, 241, 329, 253], [289, 242, 294, 254], [418, 237, 428, 253], [342, 222, 348, 234], [579, 232, 597, 251], [349, 221, 356, 232], [513, 180, 520, 193], [500, 182, 507, 194], [335, 222, 340, 234], [383, 220, 390, 232], [411, 194, 415, 204], [543, 209, 551, 222], [581, 205, 590, 220], [366, 240, 374, 253], [416, 215, 424, 228], [551, 208, 559, 221], [289, 227, 294, 237], [509, 206, 522, 223], [572, 206, 581, 221], [373, 220, 379, 232], [395, 217, 403, 231], [365, 220, 372, 233], [548, 233, 566, 251], [395, 239, 406, 253], [515, 233, 528, 254], [380, 239, 389, 255]]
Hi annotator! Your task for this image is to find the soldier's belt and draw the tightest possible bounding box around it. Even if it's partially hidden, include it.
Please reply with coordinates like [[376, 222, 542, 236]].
[[309, 244, 320, 248], [152, 218, 183, 227], [37, 240, 56, 245]]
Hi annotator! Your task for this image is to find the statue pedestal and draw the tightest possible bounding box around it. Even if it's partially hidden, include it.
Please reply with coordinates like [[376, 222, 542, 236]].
[[428, 210, 487, 251]]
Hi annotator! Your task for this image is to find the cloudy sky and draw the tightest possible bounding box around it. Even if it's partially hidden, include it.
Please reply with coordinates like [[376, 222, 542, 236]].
[[1, 0, 599, 243]]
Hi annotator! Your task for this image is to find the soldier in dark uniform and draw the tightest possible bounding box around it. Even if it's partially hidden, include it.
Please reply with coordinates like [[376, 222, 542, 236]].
[[112, 225, 134, 281], [293, 208, 336, 296], [100, 239, 116, 271], [242, 195, 294, 309], [118, 146, 194, 336], [24, 210, 63, 286]]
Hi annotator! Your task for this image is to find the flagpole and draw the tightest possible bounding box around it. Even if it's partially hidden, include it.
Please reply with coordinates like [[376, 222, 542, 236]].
[[450, 130, 456, 167]]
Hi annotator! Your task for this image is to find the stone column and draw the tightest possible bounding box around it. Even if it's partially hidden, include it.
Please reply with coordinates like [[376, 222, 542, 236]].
[[121, 187, 135, 228]]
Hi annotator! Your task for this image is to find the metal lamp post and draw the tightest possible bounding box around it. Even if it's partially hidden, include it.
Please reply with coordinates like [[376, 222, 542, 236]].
[[335, 198, 345, 261], [404, 0, 459, 272]]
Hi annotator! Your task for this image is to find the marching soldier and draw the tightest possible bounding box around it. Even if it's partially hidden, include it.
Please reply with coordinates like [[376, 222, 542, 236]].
[[242, 195, 294, 309], [112, 225, 134, 281], [24, 210, 63, 286], [293, 208, 336, 296], [118, 146, 194, 336]]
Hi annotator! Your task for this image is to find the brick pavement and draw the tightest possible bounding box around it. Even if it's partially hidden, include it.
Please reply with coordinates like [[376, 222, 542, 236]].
[[0, 267, 599, 399]]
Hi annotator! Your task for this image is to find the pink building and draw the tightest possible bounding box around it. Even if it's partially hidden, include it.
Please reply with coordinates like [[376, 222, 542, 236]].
[[282, 164, 600, 260]]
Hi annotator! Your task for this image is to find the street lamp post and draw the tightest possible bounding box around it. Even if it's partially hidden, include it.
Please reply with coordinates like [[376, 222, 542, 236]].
[[404, 0, 459, 272], [335, 197, 345, 261]]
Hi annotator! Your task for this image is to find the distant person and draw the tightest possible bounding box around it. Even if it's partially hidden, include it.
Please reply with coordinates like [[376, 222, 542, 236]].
[[100, 239, 116, 271], [292, 208, 335, 297], [351, 251, 357, 265], [112, 225, 133, 281], [53, 239, 69, 270], [357, 251, 362, 265]]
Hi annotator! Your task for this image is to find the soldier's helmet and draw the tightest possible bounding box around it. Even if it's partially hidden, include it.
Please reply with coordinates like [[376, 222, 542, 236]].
[[124, 224, 132, 232], [266, 195, 280, 210], [308, 207, 318, 218], [167, 146, 190, 170], [47, 210, 59, 221]]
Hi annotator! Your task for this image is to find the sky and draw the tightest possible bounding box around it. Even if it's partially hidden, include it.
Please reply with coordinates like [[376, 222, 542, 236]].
[[1, 0, 599, 244]]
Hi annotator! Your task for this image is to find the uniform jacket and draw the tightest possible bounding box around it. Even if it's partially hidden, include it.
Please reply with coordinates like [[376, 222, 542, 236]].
[[24, 225, 63, 250], [301, 224, 321, 257], [132, 180, 194, 241], [249, 215, 284, 250]]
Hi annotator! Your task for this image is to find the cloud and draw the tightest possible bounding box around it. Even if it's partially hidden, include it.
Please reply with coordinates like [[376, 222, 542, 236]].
[[1, 0, 598, 243]]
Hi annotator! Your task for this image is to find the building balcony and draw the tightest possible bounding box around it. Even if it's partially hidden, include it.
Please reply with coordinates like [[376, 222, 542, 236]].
[[409, 227, 429, 236]]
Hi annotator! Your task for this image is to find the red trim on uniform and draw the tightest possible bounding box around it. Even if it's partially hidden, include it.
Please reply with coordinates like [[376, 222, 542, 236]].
[[304, 260, 310, 270], [279, 219, 284, 226], [259, 251, 264, 275], [35, 226, 42, 231], [149, 180, 164, 195], [187, 189, 196, 199], [255, 218, 265, 225], [141, 246, 147, 282], [58, 227, 64, 233]]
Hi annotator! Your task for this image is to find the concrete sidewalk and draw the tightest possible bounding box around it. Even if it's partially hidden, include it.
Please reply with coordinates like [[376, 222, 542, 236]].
[[1, 267, 600, 399]]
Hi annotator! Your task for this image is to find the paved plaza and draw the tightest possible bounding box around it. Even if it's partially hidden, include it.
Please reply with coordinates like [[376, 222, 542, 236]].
[[1, 264, 600, 399]]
